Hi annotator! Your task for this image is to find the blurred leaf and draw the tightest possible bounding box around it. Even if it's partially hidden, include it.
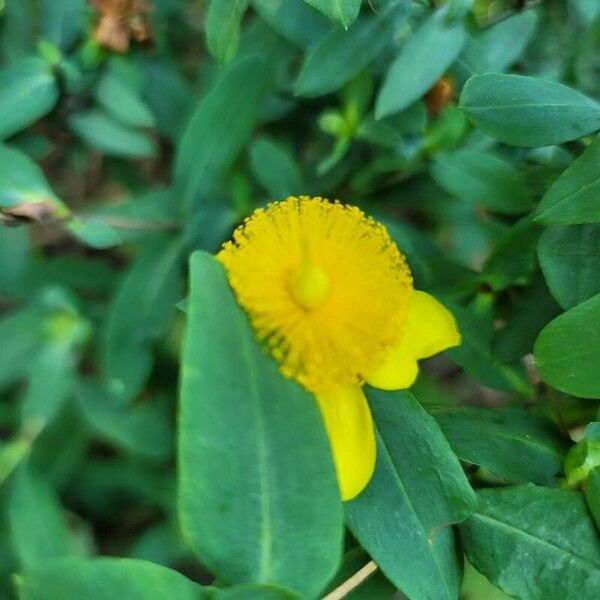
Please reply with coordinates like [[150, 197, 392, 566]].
[[303, 0, 361, 29], [463, 10, 538, 74], [586, 466, 600, 529], [430, 406, 568, 484], [249, 137, 304, 199], [178, 252, 343, 597], [534, 292, 600, 399], [0, 144, 67, 218], [431, 150, 532, 214], [538, 224, 600, 310], [68, 188, 179, 250], [0, 57, 59, 140], [128, 521, 187, 567], [295, 12, 394, 97], [175, 56, 271, 208], [16, 557, 211, 600], [494, 276, 561, 362], [460, 485, 600, 600], [460, 74, 600, 147], [206, 0, 250, 64], [9, 463, 72, 568], [534, 135, 600, 225], [95, 73, 155, 129], [68, 110, 156, 159], [346, 389, 470, 600], [103, 236, 183, 403], [375, 8, 466, 119], [252, 0, 331, 47], [76, 380, 173, 461], [40, 0, 85, 50], [215, 584, 303, 599]]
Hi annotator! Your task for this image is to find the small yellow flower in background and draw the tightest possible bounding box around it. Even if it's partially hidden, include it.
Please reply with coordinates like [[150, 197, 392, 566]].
[[218, 196, 460, 501]]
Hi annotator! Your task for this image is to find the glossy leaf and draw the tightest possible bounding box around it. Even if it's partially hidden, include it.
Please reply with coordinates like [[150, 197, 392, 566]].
[[460, 74, 600, 146], [178, 252, 342, 597], [376, 9, 466, 119], [538, 224, 600, 310], [431, 406, 568, 484], [460, 485, 600, 600], [16, 557, 210, 600], [534, 293, 600, 399], [345, 389, 472, 600], [534, 136, 600, 225], [0, 57, 59, 140]]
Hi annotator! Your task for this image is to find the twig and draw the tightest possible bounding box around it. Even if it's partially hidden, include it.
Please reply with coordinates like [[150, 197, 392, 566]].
[[322, 560, 378, 600]]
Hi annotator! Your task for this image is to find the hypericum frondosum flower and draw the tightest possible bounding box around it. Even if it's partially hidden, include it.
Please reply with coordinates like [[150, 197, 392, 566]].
[[218, 196, 460, 500]]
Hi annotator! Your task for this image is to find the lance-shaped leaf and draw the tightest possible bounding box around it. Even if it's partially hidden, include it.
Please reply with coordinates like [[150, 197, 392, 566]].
[[178, 252, 343, 598]]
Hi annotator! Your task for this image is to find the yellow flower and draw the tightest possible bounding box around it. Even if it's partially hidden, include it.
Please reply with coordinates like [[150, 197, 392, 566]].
[[218, 196, 460, 500]]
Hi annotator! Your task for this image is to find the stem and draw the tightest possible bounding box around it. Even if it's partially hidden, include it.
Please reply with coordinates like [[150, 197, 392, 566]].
[[322, 560, 378, 600]]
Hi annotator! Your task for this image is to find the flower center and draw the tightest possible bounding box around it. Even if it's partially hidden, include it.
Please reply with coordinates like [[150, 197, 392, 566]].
[[289, 262, 330, 309]]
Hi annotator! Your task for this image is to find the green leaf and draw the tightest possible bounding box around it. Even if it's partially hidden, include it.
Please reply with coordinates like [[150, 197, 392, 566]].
[[0, 57, 59, 140], [76, 380, 173, 461], [251, 0, 331, 48], [460, 561, 517, 600], [534, 292, 600, 399], [431, 150, 532, 214], [40, 0, 85, 50], [178, 252, 343, 597], [95, 73, 155, 129], [249, 137, 304, 199], [463, 10, 538, 74], [494, 276, 561, 363], [103, 236, 183, 403], [215, 584, 303, 599], [69, 110, 156, 159], [459, 485, 600, 600], [430, 407, 568, 484], [483, 217, 541, 290], [295, 13, 394, 97], [9, 464, 72, 568], [303, 0, 361, 29], [206, 0, 250, 64], [345, 389, 472, 600], [375, 9, 466, 119], [534, 136, 600, 225], [460, 74, 600, 147], [174, 56, 271, 208], [16, 557, 210, 600], [586, 467, 600, 530], [0, 144, 67, 216], [538, 224, 600, 310]]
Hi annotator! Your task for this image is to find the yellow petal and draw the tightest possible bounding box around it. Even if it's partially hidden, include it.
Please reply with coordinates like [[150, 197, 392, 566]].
[[365, 290, 460, 391], [404, 290, 461, 359], [314, 385, 376, 501], [365, 343, 419, 390]]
